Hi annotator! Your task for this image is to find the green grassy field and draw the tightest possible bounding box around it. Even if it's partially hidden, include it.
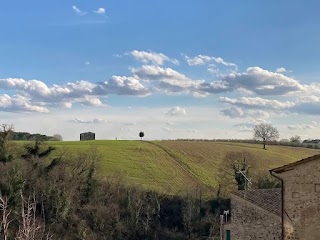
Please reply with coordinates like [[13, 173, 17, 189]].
[[16, 140, 320, 196]]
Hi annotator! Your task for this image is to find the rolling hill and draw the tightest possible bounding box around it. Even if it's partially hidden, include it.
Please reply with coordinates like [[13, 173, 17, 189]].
[[30, 140, 320, 196]]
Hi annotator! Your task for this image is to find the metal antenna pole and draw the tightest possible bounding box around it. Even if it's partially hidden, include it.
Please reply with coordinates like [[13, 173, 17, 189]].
[[237, 170, 252, 198]]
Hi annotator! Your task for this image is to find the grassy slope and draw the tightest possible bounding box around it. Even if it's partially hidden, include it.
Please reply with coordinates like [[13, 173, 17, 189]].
[[152, 141, 320, 192], [20, 140, 320, 195]]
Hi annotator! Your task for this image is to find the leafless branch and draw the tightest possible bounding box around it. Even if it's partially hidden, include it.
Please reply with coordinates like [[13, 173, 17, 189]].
[[0, 194, 12, 240]]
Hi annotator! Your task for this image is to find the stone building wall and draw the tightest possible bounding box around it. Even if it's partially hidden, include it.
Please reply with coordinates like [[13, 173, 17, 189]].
[[224, 194, 281, 240], [277, 158, 320, 240]]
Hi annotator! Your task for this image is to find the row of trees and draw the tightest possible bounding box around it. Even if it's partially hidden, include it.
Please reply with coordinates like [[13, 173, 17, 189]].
[[12, 132, 62, 141], [253, 124, 315, 149], [0, 124, 62, 142]]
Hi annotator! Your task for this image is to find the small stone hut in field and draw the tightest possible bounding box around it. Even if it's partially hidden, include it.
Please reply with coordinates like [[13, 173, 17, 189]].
[[80, 132, 95, 141]]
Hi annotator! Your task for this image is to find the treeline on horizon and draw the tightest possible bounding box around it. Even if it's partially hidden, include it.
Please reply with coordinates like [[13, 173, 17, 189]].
[[8, 126, 318, 150], [10, 131, 60, 141], [173, 138, 320, 149], [10, 132, 320, 149]]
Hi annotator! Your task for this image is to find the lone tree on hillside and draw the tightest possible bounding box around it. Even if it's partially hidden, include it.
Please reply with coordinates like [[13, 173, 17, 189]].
[[253, 123, 279, 149], [139, 131, 144, 141]]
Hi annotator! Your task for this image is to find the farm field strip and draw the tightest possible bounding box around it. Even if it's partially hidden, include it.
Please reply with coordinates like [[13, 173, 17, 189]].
[[153, 141, 320, 189], [145, 141, 208, 189], [13, 140, 320, 195]]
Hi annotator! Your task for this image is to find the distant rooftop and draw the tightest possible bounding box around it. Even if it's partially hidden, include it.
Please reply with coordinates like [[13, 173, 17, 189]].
[[232, 188, 281, 216]]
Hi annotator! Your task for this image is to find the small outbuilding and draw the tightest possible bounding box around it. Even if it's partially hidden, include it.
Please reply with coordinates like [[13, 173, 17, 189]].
[[80, 132, 95, 141]]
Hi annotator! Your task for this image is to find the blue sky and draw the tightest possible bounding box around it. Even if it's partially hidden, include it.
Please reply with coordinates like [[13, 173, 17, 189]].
[[1, 1, 320, 140]]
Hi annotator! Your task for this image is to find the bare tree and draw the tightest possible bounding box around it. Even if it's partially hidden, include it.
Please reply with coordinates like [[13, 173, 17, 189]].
[[51, 134, 63, 141], [182, 190, 201, 239], [0, 194, 12, 240], [15, 192, 40, 240], [253, 123, 279, 149], [254, 173, 281, 189], [217, 151, 252, 192], [290, 135, 301, 144], [15, 191, 52, 240]]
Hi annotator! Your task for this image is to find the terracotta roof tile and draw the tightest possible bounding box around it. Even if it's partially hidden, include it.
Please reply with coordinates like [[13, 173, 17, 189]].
[[232, 188, 281, 216], [270, 154, 320, 174]]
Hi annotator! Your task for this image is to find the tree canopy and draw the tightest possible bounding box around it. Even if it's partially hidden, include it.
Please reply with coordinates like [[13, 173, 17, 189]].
[[139, 131, 144, 140], [253, 123, 279, 149]]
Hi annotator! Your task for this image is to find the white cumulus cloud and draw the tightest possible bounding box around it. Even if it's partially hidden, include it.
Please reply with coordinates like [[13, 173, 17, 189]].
[[68, 118, 106, 124], [95, 76, 150, 96], [219, 96, 295, 110], [220, 106, 269, 119], [276, 67, 286, 73], [222, 67, 303, 95], [72, 5, 87, 16], [185, 54, 237, 68], [0, 94, 49, 113], [166, 107, 187, 116], [132, 65, 204, 94], [130, 50, 179, 65], [213, 57, 237, 68], [288, 124, 315, 130], [0, 76, 151, 113], [79, 97, 103, 106], [94, 8, 106, 15], [186, 55, 212, 66]]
